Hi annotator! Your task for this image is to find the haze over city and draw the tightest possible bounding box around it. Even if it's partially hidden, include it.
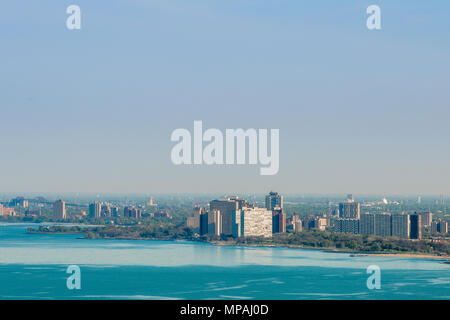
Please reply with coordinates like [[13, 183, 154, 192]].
[[1, 1, 450, 194]]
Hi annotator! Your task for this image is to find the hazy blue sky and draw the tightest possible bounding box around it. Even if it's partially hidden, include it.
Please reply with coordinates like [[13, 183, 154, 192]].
[[1, 1, 450, 194]]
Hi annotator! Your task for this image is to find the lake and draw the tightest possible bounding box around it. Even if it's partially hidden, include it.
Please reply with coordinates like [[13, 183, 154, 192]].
[[0, 223, 448, 299]]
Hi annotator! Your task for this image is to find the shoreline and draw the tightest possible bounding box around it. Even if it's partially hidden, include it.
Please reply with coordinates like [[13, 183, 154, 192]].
[[22, 224, 450, 261], [208, 241, 450, 260]]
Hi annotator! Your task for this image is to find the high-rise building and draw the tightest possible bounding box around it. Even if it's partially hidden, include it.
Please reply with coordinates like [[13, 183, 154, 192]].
[[360, 213, 376, 235], [193, 207, 203, 227], [293, 220, 303, 232], [334, 218, 359, 234], [417, 212, 432, 227], [232, 207, 272, 238], [207, 210, 221, 236], [53, 200, 66, 220], [123, 206, 142, 219], [339, 201, 360, 219], [391, 214, 410, 238], [199, 211, 208, 235], [410, 214, 422, 239], [431, 220, 448, 234], [272, 207, 286, 234], [186, 207, 202, 233], [89, 202, 101, 218], [101, 204, 111, 217], [147, 197, 157, 207], [10, 197, 29, 208], [265, 191, 283, 210], [375, 213, 391, 237], [210, 197, 243, 236], [111, 206, 120, 217]]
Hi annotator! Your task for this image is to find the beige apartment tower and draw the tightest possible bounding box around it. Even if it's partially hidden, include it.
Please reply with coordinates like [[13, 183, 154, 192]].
[[53, 200, 66, 220]]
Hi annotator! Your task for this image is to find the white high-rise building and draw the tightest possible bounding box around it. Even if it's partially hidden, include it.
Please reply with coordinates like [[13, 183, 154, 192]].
[[232, 207, 272, 238]]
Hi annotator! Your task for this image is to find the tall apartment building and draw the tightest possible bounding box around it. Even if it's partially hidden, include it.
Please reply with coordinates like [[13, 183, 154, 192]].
[[339, 201, 360, 219], [123, 206, 142, 219], [360, 213, 376, 235], [111, 206, 120, 217], [375, 213, 391, 237], [417, 212, 433, 227], [272, 207, 286, 234], [410, 214, 422, 239], [391, 214, 410, 239], [199, 211, 208, 235], [210, 197, 248, 236], [314, 217, 328, 231], [334, 218, 359, 234], [186, 207, 203, 233], [89, 202, 101, 218], [431, 220, 448, 234], [232, 207, 272, 238], [53, 200, 66, 220], [265, 191, 283, 210], [294, 220, 303, 232], [207, 210, 221, 236], [101, 204, 111, 217]]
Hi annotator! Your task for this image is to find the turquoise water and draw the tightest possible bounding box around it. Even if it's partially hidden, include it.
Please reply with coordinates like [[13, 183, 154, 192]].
[[0, 223, 448, 299]]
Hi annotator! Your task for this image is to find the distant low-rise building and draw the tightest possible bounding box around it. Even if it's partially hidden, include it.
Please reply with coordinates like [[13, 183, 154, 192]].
[[154, 210, 171, 218], [0, 204, 16, 216]]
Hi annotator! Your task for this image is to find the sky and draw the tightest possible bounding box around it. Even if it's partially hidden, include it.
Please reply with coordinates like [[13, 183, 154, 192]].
[[1, 0, 450, 195]]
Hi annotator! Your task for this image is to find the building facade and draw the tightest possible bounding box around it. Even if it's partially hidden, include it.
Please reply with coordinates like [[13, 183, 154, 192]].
[[53, 200, 66, 220], [210, 197, 241, 236], [272, 207, 286, 233], [89, 202, 101, 218], [409, 214, 422, 239], [265, 191, 283, 210], [233, 208, 272, 238], [391, 214, 410, 238], [334, 218, 359, 234], [339, 201, 360, 219]]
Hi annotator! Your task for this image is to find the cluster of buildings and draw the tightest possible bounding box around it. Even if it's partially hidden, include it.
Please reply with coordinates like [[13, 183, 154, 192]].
[[332, 196, 447, 239], [431, 219, 448, 234], [88, 202, 121, 218], [288, 213, 329, 232], [187, 192, 286, 238], [186, 192, 449, 240], [0, 204, 16, 216]]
